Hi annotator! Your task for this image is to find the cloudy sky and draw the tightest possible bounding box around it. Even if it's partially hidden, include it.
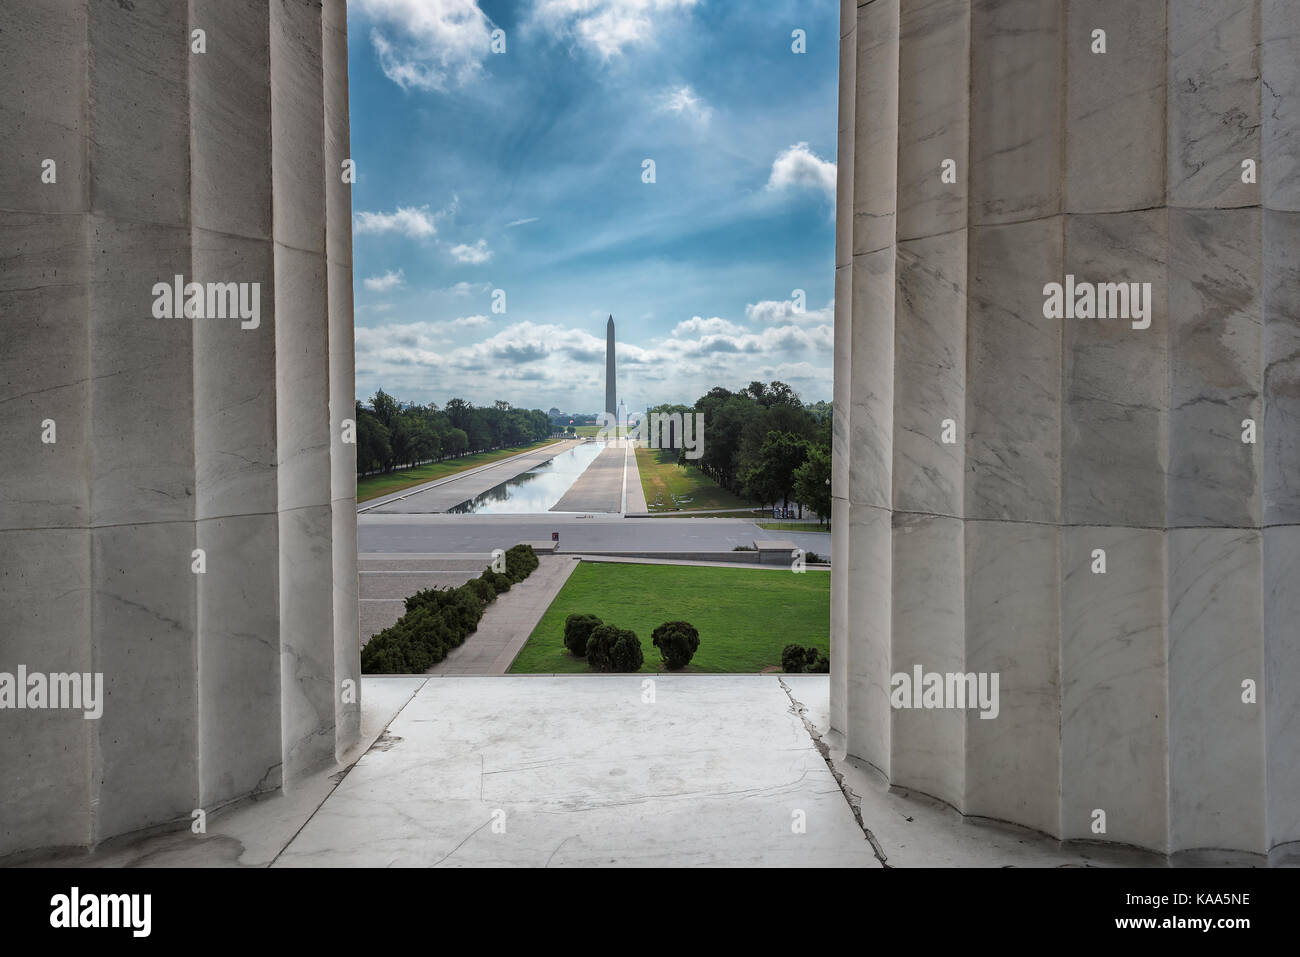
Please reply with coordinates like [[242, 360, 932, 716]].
[[348, 0, 837, 413]]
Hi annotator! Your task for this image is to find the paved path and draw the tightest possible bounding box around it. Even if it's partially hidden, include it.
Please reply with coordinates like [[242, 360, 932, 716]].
[[550, 442, 626, 512], [359, 514, 832, 556], [623, 441, 648, 513], [361, 440, 581, 514], [428, 556, 580, 675]]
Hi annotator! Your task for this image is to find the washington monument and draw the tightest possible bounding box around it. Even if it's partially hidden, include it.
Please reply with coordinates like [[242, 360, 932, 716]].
[[604, 314, 616, 420]]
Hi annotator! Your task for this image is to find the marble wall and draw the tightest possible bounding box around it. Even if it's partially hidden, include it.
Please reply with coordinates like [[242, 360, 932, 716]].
[[833, 0, 1298, 862], [0, 0, 360, 859]]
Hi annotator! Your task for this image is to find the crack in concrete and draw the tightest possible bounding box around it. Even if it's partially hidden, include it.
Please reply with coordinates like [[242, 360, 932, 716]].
[[778, 677, 890, 868]]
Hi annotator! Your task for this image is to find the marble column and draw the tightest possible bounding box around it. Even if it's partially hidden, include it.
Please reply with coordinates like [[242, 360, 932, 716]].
[[0, 0, 359, 859], [833, 0, 1298, 862]]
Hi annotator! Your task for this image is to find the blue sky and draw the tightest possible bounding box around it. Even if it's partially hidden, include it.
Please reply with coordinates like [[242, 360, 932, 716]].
[[348, 0, 837, 414]]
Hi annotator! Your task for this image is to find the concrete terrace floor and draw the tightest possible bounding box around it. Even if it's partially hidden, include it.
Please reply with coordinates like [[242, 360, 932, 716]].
[[23, 676, 1185, 868]]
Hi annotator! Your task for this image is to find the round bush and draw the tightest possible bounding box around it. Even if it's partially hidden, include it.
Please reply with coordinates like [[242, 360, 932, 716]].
[[806, 650, 830, 673], [587, 624, 643, 673], [781, 643, 811, 673], [563, 613, 603, 657], [651, 620, 700, 670]]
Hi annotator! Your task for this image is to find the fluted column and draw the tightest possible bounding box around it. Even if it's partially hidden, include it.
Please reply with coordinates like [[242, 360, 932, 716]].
[[0, 0, 359, 859], [833, 0, 1299, 862]]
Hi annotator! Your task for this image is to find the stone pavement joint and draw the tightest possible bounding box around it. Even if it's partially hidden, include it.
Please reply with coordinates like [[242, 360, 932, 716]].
[[779, 676, 889, 867]]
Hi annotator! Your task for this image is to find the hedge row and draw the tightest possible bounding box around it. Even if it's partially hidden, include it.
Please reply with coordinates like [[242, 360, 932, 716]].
[[361, 544, 540, 673]]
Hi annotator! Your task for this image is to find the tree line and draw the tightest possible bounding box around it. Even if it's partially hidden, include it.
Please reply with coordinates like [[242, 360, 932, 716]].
[[650, 380, 832, 521], [354, 390, 553, 476]]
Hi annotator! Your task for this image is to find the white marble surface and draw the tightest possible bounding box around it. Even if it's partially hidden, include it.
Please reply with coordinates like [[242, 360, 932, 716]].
[[969, 0, 1062, 224], [963, 520, 1061, 838], [275, 677, 878, 867], [1168, 208, 1261, 527], [889, 513, 964, 808], [1168, 0, 1260, 209], [966, 219, 1063, 523], [851, 0, 898, 256], [1168, 528, 1265, 854], [1062, 211, 1168, 528], [896, 0, 968, 241], [1066, 0, 1166, 213], [1060, 527, 1168, 851], [892, 231, 965, 516]]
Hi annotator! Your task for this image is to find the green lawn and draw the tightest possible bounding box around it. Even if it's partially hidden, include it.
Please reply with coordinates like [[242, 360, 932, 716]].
[[356, 440, 557, 502], [758, 521, 830, 532], [635, 447, 756, 512], [508, 561, 829, 674]]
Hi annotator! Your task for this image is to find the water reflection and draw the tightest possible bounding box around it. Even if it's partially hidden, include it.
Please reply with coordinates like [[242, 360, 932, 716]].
[[448, 441, 607, 514]]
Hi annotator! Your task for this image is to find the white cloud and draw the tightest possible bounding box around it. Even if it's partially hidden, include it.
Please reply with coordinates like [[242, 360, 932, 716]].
[[351, 0, 494, 91], [672, 316, 740, 337], [354, 205, 437, 237], [745, 298, 834, 325], [363, 269, 405, 292], [505, 217, 540, 228], [766, 142, 837, 202], [530, 0, 699, 60], [450, 238, 493, 264], [444, 281, 491, 296], [654, 85, 712, 124]]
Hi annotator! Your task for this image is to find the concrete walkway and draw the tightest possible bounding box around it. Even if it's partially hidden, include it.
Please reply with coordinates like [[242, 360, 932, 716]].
[[550, 442, 625, 512], [623, 441, 649, 513], [362, 440, 581, 514], [428, 556, 581, 675]]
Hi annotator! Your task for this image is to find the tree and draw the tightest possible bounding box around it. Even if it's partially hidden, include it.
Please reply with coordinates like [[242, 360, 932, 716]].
[[371, 388, 399, 429], [444, 397, 473, 432], [740, 431, 809, 509], [793, 444, 832, 524]]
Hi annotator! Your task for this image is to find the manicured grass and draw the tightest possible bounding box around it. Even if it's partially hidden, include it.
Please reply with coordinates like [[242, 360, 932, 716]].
[[356, 440, 557, 502], [757, 521, 830, 532], [647, 509, 767, 519], [508, 561, 829, 674], [635, 447, 756, 512], [573, 424, 629, 437]]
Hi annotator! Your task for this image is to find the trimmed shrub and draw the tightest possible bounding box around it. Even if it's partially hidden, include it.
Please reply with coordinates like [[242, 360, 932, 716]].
[[563, 613, 603, 657], [504, 543, 539, 582], [483, 570, 513, 595], [780, 643, 829, 674], [651, 620, 700, 670], [467, 576, 497, 605], [586, 624, 643, 673], [781, 643, 812, 673]]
